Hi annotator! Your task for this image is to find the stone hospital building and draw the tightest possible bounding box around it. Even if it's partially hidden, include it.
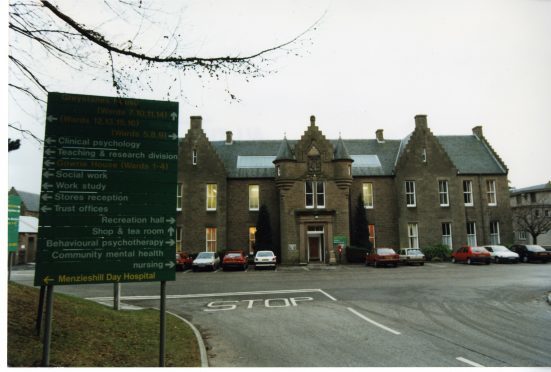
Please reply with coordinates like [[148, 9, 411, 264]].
[[176, 114, 512, 265]]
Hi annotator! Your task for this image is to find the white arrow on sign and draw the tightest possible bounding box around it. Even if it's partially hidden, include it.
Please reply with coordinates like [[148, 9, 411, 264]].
[[166, 217, 176, 224], [170, 112, 178, 121], [42, 182, 53, 190], [44, 137, 57, 145], [46, 115, 58, 122], [169, 133, 178, 140], [165, 261, 175, 269], [43, 171, 54, 178], [44, 148, 55, 156], [167, 226, 175, 235], [44, 160, 55, 167], [40, 205, 52, 213], [41, 194, 52, 202], [165, 239, 175, 246]]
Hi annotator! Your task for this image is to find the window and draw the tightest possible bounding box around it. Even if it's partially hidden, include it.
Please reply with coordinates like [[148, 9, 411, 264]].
[[442, 223, 452, 249], [408, 223, 419, 248], [463, 180, 473, 206], [249, 185, 259, 211], [535, 209, 541, 218], [368, 224, 376, 248], [546, 210, 551, 217], [486, 180, 496, 206], [192, 149, 197, 165], [515, 195, 522, 205], [206, 184, 217, 211], [466, 222, 477, 246], [176, 226, 182, 251], [277, 166, 281, 177], [490, 221, 500, 244], [439, 180, 449, 207], [530, 193, 536, 203], [422, 148, 427, 163], [518, 231, 527, 240], [206, 227, 217, 252], [305, 181, 325, 208], [363, 183, 374, 208], [176, 183, 183, 211], [249, 227, 256, 254], [405, 181, 416, 207]]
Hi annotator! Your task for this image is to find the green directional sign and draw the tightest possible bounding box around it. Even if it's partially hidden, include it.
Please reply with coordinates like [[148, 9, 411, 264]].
[[8, 195, 22, 253], [34, 92, 179, 286]]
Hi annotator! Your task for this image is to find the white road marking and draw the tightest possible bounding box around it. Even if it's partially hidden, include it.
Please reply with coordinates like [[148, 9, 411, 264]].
[[456, 357, 484, 367], [347, 307, 401, 335], [86, 288, 337, 302]]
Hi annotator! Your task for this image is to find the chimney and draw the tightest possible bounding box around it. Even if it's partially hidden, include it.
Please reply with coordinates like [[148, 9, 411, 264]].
[[225, 131, 233, 145], [190, 116, 202, 130], [472, 126, 483, 138], [375, 129, 384, 143], [310, 115, 316, 126], [414, 114, 428, 130]]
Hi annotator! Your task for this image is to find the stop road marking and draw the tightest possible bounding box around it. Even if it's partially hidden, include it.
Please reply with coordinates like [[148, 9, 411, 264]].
[[204, 297, 314, 312]]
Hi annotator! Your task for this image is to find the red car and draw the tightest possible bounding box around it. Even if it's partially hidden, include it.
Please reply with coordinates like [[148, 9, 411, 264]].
[[366, 248, 399, 267], [451, 246, 491, 265], [222, 250, 249, 271], [176, 252, 194, 271]]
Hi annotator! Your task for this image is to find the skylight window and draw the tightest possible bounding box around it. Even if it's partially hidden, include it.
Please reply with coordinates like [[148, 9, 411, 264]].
[[236, 156, 276, 168], [350, 155, 382, 168]]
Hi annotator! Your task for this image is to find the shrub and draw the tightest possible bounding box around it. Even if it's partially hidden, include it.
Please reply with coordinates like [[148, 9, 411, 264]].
[[421, 244, 452, 262], [346, 245, 370, 263]]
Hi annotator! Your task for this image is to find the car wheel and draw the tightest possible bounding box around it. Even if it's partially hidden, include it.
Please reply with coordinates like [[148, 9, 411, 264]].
[[522, 256, 528, 263], [192, 267, 197, 272], [485, 260, 490, 265], [393, 263, 398, 268], [467, 258, 472, 265], [451, 257, 456, 264], [420, 262, 424, 266], [374, 261, 378, 268], [495, 257, 499, 264]]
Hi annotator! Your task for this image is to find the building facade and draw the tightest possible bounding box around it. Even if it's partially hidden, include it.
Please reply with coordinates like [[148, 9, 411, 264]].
[[8, 187, 39, 265], [177, 115, 513, 264], [510, 182, 551, 247]]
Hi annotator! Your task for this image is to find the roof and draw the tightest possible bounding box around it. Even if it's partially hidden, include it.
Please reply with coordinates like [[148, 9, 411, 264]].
[[209, 135, 505, 179], [510, 182, 551, 195], [437, 135, 506, 174], [11, 189, 40, 212]]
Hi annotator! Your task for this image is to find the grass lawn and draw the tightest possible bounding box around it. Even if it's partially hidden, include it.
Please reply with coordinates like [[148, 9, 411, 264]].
[[7, 282, 202, 367]]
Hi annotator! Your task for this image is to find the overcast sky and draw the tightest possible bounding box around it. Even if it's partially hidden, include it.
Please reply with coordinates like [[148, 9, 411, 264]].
[[6, 0, 551, 194]]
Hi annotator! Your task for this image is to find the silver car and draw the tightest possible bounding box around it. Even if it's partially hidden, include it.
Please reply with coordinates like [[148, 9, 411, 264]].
[[192, 252, 220, 271], [399, 248, 425, 265], [484, 245, 519, 263], [254, 250, 277, 270]]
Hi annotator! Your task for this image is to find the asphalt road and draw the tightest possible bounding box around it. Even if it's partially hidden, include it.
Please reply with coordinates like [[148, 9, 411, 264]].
[[10, 262, 551, 367]]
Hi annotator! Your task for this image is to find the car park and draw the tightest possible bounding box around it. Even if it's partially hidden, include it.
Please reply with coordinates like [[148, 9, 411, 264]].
[[222, 250, 249, 271], [176, 251, 195, 271], [398, 248, 425, 266], [510, 244, 551, 263], [192, 252, 221, 271], [483, 245, 519, 263], [254, 250, 277, 269], [366, 248, 399, 267], [451, 246, 491, 265]]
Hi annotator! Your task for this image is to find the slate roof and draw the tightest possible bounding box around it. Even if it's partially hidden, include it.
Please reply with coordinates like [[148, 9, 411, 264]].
[[209, 135, 506, 179], [12, 189, 40, 212], [437, 135, 506, 174], [510, 182, 551, 195]]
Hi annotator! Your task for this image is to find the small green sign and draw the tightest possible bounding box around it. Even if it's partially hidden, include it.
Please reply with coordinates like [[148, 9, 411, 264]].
[[333, 236, 347, 245], [8, 195, 21, 253], [34, 92, 178, 286]]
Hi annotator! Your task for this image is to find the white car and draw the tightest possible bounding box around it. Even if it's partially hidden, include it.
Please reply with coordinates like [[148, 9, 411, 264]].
[[192, 252, 220, 271], [254, 250, 277, 270], [483, 245, 519, 264]]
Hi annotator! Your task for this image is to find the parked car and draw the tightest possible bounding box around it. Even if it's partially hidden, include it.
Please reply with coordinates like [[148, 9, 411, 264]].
[[398, 248, 425, 266], [192, 252, 220, 271], [366, 248, 399, 267], [451, 246, 491, 265], [176, 251, 195, 271], [254, 250, 277, 269], [222, 250, 248, 271], [483, 245, 519, 264], [510, 244, 551, 263]]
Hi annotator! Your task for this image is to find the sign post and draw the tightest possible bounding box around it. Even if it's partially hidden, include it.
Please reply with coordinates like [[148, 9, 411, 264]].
[[35, 92, 178, 366], [8, 195, 21, 280]]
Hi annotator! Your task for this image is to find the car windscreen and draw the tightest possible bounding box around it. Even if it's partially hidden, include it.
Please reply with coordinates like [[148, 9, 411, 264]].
[[490, 246, 507, 252], [377, 248, 395, 255], [196, 252, 213, 259], [408, 249, 423, 255], [225, 253, 241, 258], [526, 245, 545, 252], [256, 251, 273, 257], [472, 247, 488, 253]]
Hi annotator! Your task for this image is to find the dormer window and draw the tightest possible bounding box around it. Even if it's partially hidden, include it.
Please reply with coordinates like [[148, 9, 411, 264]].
[[192, 149, 198, 165], [422, 148, 427, 163]]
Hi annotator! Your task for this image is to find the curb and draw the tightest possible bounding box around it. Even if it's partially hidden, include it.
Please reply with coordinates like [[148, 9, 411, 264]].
[[548, 293, 551, 305], [166, 310, 209, 367]]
